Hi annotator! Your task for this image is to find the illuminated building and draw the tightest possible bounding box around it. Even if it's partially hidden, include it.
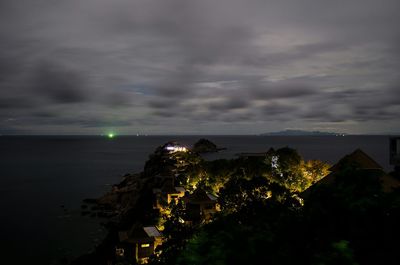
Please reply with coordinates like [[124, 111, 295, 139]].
[[116, 225, 162, 264], [183, 188, 219, 223], [153, 177, 186, 209]]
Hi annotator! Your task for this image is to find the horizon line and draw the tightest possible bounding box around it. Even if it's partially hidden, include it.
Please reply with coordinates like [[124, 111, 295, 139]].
[[1, 133, 399, 137]]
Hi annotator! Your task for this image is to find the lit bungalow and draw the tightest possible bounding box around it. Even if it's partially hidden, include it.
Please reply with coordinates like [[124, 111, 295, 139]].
[[116, 225, 162, 264], [183, 188, 219, 223], [153, 177, 185, 209]]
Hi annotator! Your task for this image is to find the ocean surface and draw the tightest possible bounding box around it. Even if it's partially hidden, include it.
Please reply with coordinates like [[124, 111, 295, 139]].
[[0, 135, 395, 264]]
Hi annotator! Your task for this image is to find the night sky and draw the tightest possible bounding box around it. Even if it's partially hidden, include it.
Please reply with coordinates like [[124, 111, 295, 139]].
[[1, 0, 399, 135]]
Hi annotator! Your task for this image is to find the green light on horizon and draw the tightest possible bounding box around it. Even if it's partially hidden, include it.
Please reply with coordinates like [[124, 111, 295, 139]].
[[108, 133, 115, 138]]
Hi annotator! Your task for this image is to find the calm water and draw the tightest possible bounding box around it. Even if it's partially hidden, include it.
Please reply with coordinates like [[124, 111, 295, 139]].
[[0, 135, 394, 264]]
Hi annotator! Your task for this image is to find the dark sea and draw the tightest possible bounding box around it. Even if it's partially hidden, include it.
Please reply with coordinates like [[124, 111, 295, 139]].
[[0, 135, 395, 264]]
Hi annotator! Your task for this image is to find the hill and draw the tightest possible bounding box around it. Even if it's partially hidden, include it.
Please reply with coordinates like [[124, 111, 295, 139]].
[[261, 129, 346, 136]]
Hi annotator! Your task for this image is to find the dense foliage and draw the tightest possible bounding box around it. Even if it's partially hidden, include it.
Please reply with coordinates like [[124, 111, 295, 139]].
[[149, 146, 400, 265], [175, 147, 329, 194]]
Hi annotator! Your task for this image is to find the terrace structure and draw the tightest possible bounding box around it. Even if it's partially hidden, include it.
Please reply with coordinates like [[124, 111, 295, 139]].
[[183, 188, 219, 223], [153, 177, 185, 209], [116, 225, 162, 264]]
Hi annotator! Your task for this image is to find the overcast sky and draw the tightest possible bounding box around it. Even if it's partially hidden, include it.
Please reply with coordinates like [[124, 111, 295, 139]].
[[0, 0, 399, 135]]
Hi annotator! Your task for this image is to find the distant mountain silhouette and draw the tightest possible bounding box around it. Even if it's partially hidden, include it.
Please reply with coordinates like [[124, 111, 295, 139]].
[[260, 129, 346, 136]]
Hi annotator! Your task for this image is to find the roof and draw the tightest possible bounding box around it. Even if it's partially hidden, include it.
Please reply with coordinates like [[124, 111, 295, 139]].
[[143, 226, 162, 238], [207, 193, 218, 201], [329, 149, 383, 172], [185, 189, 217, 204], [175, 187, 186, 193], [315, 168, 385, 186], [301, 149, 400, 197], [119, 224, 159, 244]]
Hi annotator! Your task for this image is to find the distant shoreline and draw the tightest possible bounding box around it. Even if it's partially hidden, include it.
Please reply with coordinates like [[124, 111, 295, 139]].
[[1, 134, 399, 137]]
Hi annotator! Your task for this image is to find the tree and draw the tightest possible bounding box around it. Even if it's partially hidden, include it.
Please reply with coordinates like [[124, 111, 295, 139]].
[[150, 200, 194, 265], [265, 147, 329, 192]]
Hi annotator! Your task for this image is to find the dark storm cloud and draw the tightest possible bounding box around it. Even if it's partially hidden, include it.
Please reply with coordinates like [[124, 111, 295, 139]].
[[261, 103, 298, 117], [152, 110, 177, 118], [3, 112, 135, 129], [100, 91, 136, 107], [0, 57, 20, 82], [190, 110, 256, 124], [0, 0, 399, 134], [153, 83, 194, 98], [32, 111, 58, 118], [208, 98, 249, 111], [147, 76, 319, 115], [300, 105, 350, 123], [0, 96, 34, 109], [384, 85, 400, 106], [148, 99, 175, 109], [31, 62, 89, 104], [240, 41, 351, 67], [250, 82, 318, 100], [296, 83, 400, 124]]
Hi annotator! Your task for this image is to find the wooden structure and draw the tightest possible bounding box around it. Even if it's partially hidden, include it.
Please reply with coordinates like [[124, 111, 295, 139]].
[[117, 225, 162, 264], [183, 188, 218, 223], [302, 149, 400, 197]]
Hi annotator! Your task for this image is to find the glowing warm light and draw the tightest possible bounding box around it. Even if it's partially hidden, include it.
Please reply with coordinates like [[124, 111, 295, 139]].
[[141, 243, 150, 248], [165, 145, 187, 153], [115, 247, 125, 257]]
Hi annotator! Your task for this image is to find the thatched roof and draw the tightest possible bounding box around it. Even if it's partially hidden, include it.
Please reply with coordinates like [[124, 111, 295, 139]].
[[329, 149, 383, 171], [302, 149, 400, 197], [185, 188, 217, 204]]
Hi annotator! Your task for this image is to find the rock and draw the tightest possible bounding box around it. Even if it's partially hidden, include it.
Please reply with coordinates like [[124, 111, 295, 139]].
[[193, 138, 224, 153]]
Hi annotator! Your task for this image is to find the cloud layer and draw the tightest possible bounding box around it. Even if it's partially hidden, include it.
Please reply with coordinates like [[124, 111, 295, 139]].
[[0, 0, 399, 134]]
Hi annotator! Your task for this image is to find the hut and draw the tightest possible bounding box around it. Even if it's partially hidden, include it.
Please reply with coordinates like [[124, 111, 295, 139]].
[[183, 188, 218, 223], [153, 177, 185, 209], [302, 149, 400, 197], [116, 225, 162, 264]]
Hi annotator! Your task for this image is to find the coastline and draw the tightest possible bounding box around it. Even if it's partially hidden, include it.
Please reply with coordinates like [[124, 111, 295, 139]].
[[1, 135, 395, 264], [72, 140, 225, 264], [73, 172, 148, 264]]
